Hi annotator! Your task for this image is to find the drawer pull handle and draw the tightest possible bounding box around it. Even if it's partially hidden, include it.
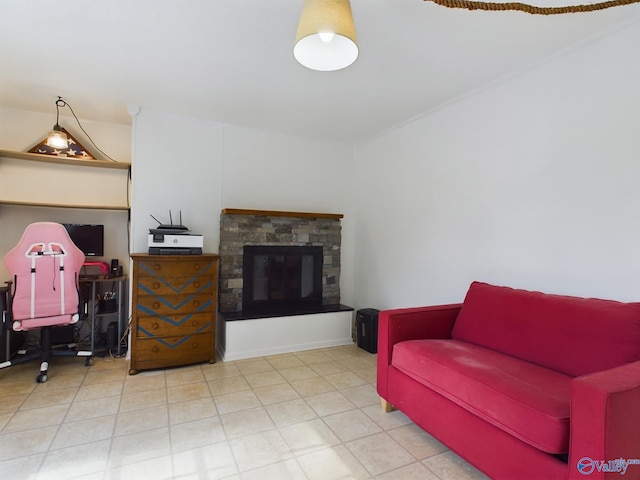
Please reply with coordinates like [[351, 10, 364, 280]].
[[194, 264, 201, 271], [192, 342, 198, 349], [152, 346, 159, 353], [152, 322, 159, 330], [153, 302, 160, 309], [192, 321, 199, 327], [154, 264, 161, 270], [194, 281, 200, 288], [153, 282, 160, 290], [193, 301, 200, 307]]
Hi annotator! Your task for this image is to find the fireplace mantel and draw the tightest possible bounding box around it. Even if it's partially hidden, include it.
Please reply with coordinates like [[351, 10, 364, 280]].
[[221, 209, 343, 220]]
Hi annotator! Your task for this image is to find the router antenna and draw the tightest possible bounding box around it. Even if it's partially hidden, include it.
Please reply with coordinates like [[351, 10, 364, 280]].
[[169, 210, 173, 225], [150, 214, 162, 225], [179, 211, 183, 226]]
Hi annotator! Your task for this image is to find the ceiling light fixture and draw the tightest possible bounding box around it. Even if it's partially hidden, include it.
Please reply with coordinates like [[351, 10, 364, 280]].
[[294, 0, 358, 72], [424, 0, 640, 14], [46, 96, 69, 149]]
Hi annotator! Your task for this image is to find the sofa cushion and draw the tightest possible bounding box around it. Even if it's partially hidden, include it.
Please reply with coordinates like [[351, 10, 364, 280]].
[[452, 281, 640, 377], [392, 339, 571, 454]]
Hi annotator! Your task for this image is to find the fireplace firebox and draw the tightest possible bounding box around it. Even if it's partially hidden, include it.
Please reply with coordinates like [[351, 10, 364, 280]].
[[243, 245, 323, 314]]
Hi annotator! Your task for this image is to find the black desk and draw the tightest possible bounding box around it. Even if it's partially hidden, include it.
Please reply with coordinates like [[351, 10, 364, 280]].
[[1, 283, 25, 362], [79, 276, 127, 357], [2, 277, 128, 360]]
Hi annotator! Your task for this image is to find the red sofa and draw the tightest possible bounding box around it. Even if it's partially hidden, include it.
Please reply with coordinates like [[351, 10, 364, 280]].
[[377, 281, 640, 479]]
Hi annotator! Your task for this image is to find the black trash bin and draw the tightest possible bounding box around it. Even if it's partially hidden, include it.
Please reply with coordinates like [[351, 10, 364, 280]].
[[356, 308, 380, 353]]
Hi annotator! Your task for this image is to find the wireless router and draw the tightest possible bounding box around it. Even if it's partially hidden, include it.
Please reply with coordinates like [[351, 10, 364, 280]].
[[150, 211, 189, 234]]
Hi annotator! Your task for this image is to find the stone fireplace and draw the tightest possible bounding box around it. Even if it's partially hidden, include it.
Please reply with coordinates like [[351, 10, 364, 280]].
[[219, 209, 343, 317], [217, 209, 353, 360]]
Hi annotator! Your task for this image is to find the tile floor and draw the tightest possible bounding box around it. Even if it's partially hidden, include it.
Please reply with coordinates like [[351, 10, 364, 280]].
[[0, 344, 489, 480]]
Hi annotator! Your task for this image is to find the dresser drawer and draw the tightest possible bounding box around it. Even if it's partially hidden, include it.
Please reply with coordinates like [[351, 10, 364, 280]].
[[136, 312, 211, 338], [134, 332, 213, 370], [136, 293, 213, 316], [136, 258, 215, 279], [137, 275, 213, 297]]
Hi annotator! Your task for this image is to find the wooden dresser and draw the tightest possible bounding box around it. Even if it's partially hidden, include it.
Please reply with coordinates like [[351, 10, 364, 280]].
[[129, 254, 219, 375]]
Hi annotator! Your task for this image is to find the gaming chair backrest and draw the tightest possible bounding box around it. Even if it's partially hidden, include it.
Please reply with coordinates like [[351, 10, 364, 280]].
[[3, 222, 85, 325]]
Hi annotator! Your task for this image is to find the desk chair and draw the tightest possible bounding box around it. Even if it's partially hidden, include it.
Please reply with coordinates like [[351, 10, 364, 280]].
[[2, 222, 92, 382]]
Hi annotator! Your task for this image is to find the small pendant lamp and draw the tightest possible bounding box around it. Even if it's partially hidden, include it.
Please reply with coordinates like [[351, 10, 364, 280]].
[[46, 97, 69, 149], [294, 0, 358, 72]]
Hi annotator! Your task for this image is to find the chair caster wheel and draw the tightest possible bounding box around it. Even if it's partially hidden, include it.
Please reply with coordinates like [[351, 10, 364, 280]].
[[85, 357, 93, 367], [37, 373, 48, 383]]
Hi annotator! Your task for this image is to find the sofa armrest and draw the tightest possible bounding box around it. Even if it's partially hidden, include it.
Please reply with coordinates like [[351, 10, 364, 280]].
[[376, 304, 461, 401], [569, 360, 640, 480]]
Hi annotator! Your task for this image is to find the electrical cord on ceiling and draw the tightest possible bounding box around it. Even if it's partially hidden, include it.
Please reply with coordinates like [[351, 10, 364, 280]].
[[424, 0, 640, 14], [56, 97, 117, 162]]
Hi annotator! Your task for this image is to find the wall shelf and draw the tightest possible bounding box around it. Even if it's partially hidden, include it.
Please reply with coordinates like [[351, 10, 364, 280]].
[[0, 199, 129, 211], [0, 149, 130, 211], [0, 149, 130, 170]]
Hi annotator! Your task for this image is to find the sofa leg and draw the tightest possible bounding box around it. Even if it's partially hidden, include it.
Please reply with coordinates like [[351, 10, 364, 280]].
[[381, 397, 395, 413]]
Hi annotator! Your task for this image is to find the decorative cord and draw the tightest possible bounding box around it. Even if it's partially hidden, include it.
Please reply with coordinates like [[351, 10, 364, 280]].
[[56, 96, 117, 162], [424, 0, 640, 14]]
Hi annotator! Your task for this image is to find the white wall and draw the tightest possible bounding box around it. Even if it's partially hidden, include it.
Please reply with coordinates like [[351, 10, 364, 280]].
[[353, 20, 640, 309], [130, 110, 355, 306], [130, 109, 223, 254]]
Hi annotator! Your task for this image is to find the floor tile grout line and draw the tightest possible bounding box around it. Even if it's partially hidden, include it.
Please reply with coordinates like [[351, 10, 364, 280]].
[[101, 363, 135, 477], [0, 345, 486, 480], [37, 362, 90, 476]]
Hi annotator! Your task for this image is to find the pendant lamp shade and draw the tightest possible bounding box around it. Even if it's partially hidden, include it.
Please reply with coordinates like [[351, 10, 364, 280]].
[[46, 125, 69, 149], [294, 0, 358, 72]]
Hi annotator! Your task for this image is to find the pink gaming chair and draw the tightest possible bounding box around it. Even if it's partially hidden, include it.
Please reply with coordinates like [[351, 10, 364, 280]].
[[2, 222, 92, 382]]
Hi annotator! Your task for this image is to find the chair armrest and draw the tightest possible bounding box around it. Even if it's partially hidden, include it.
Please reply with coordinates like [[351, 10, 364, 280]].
[[569, 360, 640, 480], [377, 304, 461, 400]]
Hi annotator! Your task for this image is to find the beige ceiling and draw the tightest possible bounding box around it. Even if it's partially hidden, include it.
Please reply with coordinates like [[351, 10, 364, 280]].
[[2, 0, 639, 143]]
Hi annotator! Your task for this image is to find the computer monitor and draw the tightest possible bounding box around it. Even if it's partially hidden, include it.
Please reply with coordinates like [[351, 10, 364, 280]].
[[63, 224, 104, 257]]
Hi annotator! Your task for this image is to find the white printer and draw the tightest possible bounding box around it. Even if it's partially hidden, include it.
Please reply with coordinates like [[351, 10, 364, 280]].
[[147, 212, 203, 255]]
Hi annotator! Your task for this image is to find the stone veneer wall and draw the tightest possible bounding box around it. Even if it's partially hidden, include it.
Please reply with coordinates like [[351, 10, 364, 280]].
[[219, 211, 342, 313]]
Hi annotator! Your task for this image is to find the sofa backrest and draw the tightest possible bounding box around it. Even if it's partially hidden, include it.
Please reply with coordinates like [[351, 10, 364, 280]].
[[451, 281, 640, 377]]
